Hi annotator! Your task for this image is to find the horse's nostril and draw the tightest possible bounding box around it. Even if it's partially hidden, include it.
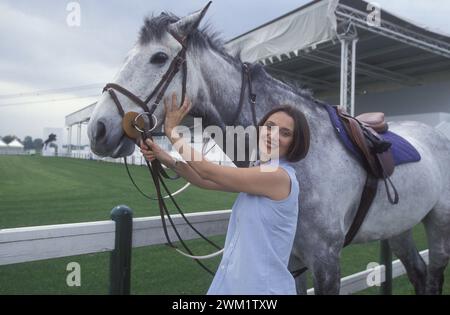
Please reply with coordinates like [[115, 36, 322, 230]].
[[95, 121, 107, 142]]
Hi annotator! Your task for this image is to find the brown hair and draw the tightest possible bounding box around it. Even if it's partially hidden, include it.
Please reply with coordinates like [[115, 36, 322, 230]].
[[257, 105, 310, 162]]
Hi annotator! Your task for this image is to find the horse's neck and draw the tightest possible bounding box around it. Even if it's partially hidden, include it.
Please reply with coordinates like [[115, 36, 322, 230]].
[[198, 52, 244, 126], [220, 62, 327, 131], [199, 50, 332, 164], [203, 54, 325, 124]]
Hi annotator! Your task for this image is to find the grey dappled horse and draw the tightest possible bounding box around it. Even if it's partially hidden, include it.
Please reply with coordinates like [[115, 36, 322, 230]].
[[87, 8, 450, 294]]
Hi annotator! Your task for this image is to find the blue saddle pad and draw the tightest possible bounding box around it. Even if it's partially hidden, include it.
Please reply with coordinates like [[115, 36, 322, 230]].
[[323, 104, 421, 166]]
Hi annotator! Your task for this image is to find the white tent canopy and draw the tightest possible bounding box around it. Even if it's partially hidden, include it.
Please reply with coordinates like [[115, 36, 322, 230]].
[[8, 139, 24, 148], [224, 0, 450, 64], [225, 0, 338, 63], [0, 139, 7, 147]]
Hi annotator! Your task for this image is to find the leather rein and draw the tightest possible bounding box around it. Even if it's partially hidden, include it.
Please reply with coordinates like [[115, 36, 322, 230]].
[[102, 30, 258, 275]]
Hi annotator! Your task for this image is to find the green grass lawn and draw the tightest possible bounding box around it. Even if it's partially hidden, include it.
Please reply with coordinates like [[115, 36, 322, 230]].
[[0, 155, 236, 228], [0, 155, 448, 294]]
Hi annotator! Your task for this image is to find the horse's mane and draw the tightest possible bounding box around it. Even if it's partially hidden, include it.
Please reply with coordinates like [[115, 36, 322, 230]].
[[139, 12, 240, 64], [139, 12, 314, 101]]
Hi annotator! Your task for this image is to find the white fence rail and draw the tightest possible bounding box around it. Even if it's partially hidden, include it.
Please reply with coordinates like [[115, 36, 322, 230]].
[[0, 210, 231, 266], [0, 209, 428, 294]]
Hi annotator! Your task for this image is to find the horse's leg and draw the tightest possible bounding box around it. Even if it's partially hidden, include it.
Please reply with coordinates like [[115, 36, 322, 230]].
[[300, 236, 342, 295], [294, 272, 307, 295], [292, 205, 345, 295], [310, 250, 341, 295], [387, 230, 427, 294], [423, 205, 450, 295], [290, 223, 343, 295], [288, 251, 307, 295]]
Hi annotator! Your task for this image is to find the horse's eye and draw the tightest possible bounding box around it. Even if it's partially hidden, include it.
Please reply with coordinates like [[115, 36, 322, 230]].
[[150, 52, 168, 64]]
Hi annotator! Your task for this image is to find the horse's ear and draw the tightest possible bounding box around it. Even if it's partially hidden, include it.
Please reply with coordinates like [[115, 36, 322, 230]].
[[168, 1, 211, 39]]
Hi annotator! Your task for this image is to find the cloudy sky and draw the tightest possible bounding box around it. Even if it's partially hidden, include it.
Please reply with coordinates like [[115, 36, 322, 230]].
[[1, 0, 449, 143]]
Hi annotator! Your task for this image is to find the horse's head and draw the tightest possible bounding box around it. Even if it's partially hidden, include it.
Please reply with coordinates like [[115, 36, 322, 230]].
[[88, 3, 224, 158]]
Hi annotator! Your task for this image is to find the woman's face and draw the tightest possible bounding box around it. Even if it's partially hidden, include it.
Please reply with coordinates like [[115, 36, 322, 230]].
[[259, 111, 294, 161]]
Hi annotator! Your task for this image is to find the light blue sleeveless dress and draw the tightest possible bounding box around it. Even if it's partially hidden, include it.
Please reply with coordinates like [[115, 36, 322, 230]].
[[207, 157, 300, 295]]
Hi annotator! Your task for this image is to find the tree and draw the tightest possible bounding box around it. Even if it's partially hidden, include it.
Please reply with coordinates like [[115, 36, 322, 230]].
[[2, 135, 16, 144], [33, 138, 43, 151], [23, 136, 34, 150]]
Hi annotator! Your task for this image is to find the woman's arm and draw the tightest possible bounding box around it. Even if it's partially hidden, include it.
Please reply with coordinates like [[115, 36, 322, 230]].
[[166, 131, 290, 200], [140, 139, 238, 192], [162, 92, 291, 201], [170, 160, 239, 192]]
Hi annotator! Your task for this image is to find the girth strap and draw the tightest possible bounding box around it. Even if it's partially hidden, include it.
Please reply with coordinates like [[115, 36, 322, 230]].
[[343, 173, 378, 246]]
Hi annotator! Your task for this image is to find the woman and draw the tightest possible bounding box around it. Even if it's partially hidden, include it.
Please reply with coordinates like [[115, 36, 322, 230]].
[[141, 93, 310, 295]]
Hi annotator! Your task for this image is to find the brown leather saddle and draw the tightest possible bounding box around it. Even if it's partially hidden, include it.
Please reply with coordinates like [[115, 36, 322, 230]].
[[334, 107, 399, 247], [337, 108, 396, 183]]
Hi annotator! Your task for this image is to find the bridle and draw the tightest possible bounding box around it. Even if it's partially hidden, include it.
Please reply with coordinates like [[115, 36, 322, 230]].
[[100, 3, 259, 276], [103, 29, 188, 134]]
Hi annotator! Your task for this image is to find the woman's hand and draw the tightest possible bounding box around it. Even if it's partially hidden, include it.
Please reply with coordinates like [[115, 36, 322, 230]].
[[164, 92, 192, 137], [140, 138, 175, 167]]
